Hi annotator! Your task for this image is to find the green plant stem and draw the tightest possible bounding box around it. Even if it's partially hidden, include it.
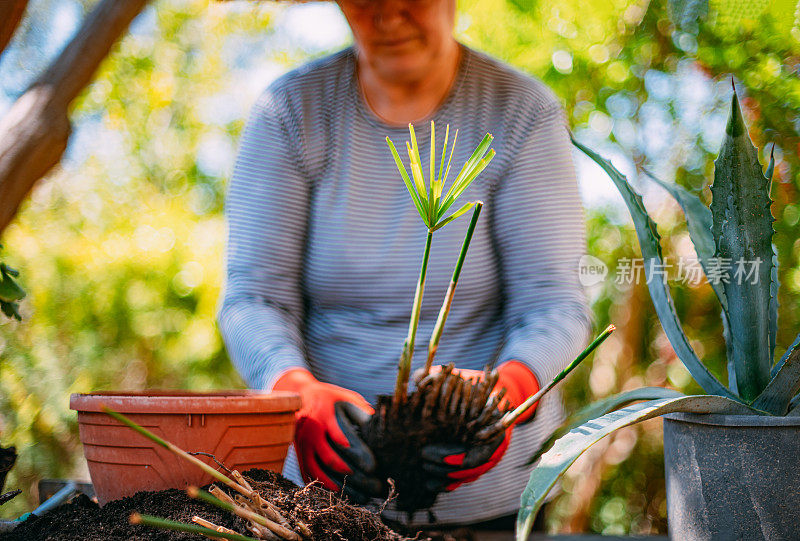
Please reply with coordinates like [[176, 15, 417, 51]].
[[478, 324, 616, 439], [100, 406, 250, 498], [423, 202, 484, 376], [394, 230, 433, 407], [129, 513, 258, 541]]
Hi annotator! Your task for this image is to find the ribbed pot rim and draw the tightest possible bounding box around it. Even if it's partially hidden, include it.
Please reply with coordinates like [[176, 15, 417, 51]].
[[664, 412, 800, 427], [70, 390, 301, 414]]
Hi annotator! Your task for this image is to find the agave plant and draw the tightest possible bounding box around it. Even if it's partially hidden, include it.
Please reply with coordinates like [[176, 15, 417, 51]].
[[515, 87, 799, 540], [0, 244, 24, 321], [385, 122, 495, 406]]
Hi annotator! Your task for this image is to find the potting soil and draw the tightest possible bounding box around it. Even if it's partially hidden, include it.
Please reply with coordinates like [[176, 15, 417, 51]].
[[0, 469, 418, 541]]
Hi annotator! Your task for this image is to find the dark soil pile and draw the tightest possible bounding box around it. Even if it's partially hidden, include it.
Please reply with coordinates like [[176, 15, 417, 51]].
[[0, 469, 416, 541], [361, 366, 507, 514]]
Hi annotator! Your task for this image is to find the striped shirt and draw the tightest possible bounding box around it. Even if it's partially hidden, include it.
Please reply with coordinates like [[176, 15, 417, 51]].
[[218, 45, 592, 525]]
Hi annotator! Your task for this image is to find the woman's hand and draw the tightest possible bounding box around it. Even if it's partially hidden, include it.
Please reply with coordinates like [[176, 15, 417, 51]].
[[420, 361, 540, 492], [273, 369, 385, 502]]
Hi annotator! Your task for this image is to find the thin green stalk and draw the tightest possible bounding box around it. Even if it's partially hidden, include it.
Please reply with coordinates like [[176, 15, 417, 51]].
[[423, 202, 484, 376], [394, 230, 433, 406], [477, 324, 616, 439], [129, 513, 258, 541], [101, 406, 250, 498]]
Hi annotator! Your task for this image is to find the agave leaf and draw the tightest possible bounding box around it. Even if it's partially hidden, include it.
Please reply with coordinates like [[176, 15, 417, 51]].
[[765, 144, 775, 180], [788, 393, 800, 416], [767, 141, 779, 366], [769, 248, 779, 362], [516, 394, 763, 541], [572, 138, 738, 401], [528, 387, 683, 465], [722, 312, 738, 394], [710, 90, 775, 401], [642, 170, 741, 389], [752, 334, 800, 415], [641, 170, 727, 310], [772, 332, 800, 378]]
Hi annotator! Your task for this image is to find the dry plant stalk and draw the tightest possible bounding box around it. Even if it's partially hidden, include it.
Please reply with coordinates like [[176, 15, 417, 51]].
[[192, 516, 241, 541], [104, 406, 309, 540]]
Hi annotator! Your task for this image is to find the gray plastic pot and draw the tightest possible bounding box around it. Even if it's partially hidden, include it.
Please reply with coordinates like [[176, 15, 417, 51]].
[[663, 412, 800, 541]]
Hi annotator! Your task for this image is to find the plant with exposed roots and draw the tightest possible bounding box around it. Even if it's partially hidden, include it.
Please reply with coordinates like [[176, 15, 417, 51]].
[[358, 122, 613, 514]]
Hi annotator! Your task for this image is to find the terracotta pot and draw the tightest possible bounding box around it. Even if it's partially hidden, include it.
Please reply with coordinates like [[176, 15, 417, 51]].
[[70, 390, 301, 504]]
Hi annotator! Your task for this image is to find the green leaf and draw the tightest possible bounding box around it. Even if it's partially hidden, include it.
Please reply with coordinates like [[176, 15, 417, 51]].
[[710, 90, 775, 401], [0, 263, 19, 278], [431, 201, 475, 232], [406, 140, 429, 206], [386, 137, 427, 221], [641, 169, 726, 311], [772, 332, 800, 378], [572, 137, 738, 401], [0, 273, 25, 303], [767, 147, 779, 365], [528, 387, 683, 465], [438, 150, 496, 219], [1, 301, 21, 321], [753, 333, 800, 414], [442, 133, 494, 204], [640, 169, 739, 392], [516, 394, 763, 541]]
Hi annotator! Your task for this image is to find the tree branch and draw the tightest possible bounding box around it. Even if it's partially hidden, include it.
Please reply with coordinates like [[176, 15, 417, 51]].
[[0, 0, 28, 55], [0, 0, 150, 235]]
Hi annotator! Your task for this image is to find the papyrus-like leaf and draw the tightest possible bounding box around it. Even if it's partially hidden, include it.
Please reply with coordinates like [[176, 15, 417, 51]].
[[572, 138, 737, 401], [516, 395, 763, 541], [710, 90, 775, 401]]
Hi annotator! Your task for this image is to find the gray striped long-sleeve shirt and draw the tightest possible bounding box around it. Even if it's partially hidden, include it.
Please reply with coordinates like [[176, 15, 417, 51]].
[[218, 45, 592, 525]]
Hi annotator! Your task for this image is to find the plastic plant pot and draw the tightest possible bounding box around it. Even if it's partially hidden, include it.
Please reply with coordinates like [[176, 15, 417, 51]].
[[664, 412, 800, 540], [70, 390, 301, 504]]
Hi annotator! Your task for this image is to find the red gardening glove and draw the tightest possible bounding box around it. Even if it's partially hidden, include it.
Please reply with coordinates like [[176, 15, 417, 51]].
[[273, 368, 384, 501], [420, 361, 540, 492]]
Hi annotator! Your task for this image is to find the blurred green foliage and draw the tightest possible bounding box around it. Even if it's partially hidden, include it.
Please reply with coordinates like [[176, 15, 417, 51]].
[[0, 0, 798, 534]]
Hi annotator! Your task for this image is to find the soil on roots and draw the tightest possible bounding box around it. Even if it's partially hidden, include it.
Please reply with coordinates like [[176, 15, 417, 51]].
[[0, 469, 415, 541], [360, 366, 507, 515]]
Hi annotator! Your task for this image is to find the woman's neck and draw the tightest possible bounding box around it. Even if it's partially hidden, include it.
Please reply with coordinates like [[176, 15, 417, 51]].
[[356, 43, 462, 127]]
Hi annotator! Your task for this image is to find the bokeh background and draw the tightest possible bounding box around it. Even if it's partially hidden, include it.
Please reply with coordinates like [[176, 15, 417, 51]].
[[1, 0, 798, 533]]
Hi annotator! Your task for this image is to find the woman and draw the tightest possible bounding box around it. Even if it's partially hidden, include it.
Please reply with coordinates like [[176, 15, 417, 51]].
[[218, 0, 591, 527]]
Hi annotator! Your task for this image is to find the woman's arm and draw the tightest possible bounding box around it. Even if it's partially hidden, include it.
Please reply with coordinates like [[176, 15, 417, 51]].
[[218, 88, 311, 390], [492, 97, 593, 387]]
